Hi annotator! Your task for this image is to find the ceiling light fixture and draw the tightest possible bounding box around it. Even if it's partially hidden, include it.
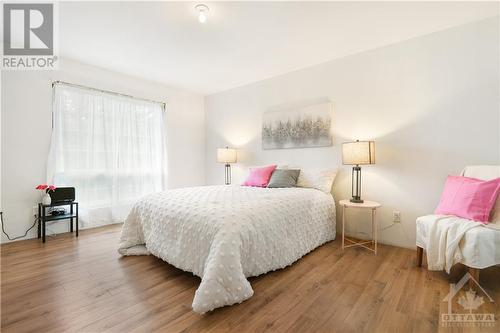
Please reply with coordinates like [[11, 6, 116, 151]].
[[195, 4, 209, 23]]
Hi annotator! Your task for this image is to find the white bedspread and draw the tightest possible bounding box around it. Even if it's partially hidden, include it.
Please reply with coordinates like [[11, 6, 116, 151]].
[[118, 185, 336, 313]]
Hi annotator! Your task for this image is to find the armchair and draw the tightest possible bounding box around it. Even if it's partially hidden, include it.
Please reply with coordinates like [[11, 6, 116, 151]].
[[416, 165, 500, 287]]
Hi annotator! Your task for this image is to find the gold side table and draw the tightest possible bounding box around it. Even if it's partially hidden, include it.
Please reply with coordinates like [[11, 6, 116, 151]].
[[339, 199, 381, 254]]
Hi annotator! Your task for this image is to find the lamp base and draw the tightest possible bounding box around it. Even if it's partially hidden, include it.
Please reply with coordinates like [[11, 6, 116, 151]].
[[350, 197, 364, 203], [350, 165, 363, 203], [224, 164, 231, 185]]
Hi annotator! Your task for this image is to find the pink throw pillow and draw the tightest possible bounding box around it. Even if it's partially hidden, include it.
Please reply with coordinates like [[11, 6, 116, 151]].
[[435, 176, 500, 223], [242, 165, 277, 187]]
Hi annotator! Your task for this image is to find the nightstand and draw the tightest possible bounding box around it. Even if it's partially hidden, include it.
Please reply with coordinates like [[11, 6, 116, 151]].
[[38, 202, 79, 243], [339, 199, 381, 254]]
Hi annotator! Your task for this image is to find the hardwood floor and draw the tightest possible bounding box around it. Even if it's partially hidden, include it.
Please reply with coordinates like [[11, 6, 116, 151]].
[[1, 224, 499, 333]]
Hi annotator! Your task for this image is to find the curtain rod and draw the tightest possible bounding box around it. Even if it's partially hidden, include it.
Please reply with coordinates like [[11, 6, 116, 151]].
[[52, 80, 166, 109]]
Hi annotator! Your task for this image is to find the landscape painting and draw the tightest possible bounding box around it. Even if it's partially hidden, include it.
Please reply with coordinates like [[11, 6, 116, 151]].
[[262, 100, 333, 149]]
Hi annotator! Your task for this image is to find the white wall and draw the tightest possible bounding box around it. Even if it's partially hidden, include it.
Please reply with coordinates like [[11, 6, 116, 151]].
[[1, 58, 205, 243], [205, 18, 500, 249]]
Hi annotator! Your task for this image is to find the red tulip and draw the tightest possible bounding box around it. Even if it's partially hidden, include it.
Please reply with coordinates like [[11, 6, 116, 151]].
[[48, 185, 56, 191], [36, 184, 48, 190]]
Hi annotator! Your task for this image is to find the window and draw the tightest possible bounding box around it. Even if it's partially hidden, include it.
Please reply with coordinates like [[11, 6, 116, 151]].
[[47, 83, 167, 227]]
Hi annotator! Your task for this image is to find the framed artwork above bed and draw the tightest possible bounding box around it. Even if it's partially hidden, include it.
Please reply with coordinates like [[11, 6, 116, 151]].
[[262, 98, 333, 150]]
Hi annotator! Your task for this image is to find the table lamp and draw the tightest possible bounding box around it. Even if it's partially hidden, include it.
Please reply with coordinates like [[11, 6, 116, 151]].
[[342, 140, 375, 203], [217, 146, 237, 185]]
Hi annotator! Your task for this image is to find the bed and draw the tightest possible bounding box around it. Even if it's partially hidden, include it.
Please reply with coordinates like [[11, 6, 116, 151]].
[[118, 185, 336, 313]]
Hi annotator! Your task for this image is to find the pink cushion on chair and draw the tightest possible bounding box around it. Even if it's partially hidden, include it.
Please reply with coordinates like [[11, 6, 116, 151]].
[[242, 165, 277, 187], [435, 176, 500, 223]]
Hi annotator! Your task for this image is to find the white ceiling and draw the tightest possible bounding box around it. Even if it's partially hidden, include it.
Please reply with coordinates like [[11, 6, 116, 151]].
[[60, 1, 499, 95]]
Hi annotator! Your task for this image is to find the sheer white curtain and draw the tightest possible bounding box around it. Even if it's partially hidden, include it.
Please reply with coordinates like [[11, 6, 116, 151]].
[[47, 83, 167, 227]]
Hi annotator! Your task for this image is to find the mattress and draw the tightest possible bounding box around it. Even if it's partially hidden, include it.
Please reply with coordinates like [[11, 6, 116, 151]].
[[416, 214, 500, 269], [118, 185, 336, 313]]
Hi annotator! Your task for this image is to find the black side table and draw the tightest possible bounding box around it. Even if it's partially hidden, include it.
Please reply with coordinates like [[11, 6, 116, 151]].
[[38, 202, 79, 243]]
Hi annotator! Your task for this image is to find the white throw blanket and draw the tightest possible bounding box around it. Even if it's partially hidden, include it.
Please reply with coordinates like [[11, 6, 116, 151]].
[[425, 215, 482, 272], [118, 185, 335, 313]]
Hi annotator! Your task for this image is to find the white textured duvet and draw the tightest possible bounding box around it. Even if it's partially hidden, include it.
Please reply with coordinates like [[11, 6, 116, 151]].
[[118, 185, 335, 313]]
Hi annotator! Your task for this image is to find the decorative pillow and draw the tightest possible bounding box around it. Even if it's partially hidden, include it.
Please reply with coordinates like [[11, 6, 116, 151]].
[[243, 165, 287, 183], [242, 165, 277, 187], [267, 169, 301, 188], [435, 176, 500, 223], [296, 168, 337, 194], [249, 164, 288, 170]]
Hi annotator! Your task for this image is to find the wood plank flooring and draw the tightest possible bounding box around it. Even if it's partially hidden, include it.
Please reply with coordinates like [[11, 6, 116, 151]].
[[1, 224, 499, 333]]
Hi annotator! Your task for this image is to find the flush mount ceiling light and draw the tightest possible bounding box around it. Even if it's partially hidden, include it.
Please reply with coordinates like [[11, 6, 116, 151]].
[[195, 4, 209, 23]]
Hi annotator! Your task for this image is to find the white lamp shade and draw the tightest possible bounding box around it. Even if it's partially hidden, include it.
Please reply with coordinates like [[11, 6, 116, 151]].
[[342, 141, 375, 165], [217, 147, 237, 164]]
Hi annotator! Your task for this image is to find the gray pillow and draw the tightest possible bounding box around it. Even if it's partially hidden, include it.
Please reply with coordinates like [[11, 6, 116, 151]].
[[267, 169, 301, 188]]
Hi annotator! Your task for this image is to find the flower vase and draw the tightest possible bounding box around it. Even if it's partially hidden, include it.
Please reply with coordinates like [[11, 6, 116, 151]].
[[42, 192, 52, 206]]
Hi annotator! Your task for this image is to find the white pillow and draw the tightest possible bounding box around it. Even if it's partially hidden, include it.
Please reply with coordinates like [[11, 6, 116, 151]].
[[487, 197, 500, 229], [296, 168, 338, 194], [461, 165, 500, 228]]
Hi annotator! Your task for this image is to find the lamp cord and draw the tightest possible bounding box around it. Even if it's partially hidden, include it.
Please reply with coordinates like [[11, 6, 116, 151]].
[[0, 211, 39, 241]]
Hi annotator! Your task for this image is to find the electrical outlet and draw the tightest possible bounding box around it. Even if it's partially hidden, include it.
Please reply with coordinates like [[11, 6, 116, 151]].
[[32, 206, 38, 217], [393, 211, 401, 223]]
